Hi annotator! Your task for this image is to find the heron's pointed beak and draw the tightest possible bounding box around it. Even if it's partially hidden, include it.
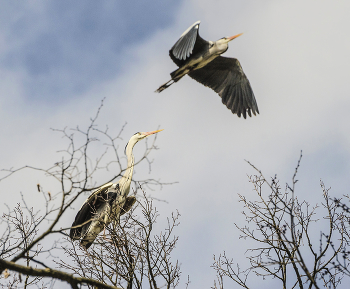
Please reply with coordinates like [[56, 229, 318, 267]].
[[143, 129, 163, 137], [227, 33, 243, 42]]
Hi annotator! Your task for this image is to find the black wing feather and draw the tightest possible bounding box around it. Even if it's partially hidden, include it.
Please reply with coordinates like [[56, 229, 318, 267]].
[[188, 56, 259, 118], [120, 196, 136, 215], [70, 183, 118, 240]]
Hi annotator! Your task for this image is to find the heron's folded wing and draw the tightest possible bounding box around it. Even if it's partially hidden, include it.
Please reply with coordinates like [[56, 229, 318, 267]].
[[188, 56, 259, 118], [69, 183, 115, 240], [120, 196, 136, 215]]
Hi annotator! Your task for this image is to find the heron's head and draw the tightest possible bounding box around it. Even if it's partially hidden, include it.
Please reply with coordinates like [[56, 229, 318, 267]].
[[217, 33, 243, 45], [125, 129, 163, 154], [215, 33, 243, 53]]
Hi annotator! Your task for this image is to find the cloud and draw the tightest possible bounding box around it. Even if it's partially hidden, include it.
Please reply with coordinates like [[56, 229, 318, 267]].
[[0, 0, 179, 103]]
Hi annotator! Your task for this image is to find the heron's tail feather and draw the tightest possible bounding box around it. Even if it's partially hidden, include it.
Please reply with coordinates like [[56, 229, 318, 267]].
[[80, 239, 93, 249]]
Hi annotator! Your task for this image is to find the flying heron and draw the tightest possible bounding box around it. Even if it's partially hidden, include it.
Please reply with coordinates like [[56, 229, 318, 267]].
[[69, 129, 163, 249], [156, 21, 259, 118]]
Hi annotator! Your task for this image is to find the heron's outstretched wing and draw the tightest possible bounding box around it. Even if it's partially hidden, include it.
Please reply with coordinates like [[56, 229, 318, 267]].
[[170, 21, 209, 67], [69, 183, 116, 240], [188, 56, 259, 118]]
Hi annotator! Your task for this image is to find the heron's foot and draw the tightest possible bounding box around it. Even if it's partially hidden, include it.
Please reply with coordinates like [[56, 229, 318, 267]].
[[155, 80, 174, 93]]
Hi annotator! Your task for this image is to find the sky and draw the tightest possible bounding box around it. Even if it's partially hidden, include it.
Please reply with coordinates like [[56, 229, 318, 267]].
[[1, 0, 350, 288]]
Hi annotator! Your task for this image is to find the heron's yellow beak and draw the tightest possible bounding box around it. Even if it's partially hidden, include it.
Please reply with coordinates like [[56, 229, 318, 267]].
[[143, 129, 163, 136], [227, 33, 243, 41]]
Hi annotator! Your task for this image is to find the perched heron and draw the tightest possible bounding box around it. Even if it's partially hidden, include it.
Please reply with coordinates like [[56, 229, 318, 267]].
[[69, 130, 163, 249], [156, 21, 259, 118]]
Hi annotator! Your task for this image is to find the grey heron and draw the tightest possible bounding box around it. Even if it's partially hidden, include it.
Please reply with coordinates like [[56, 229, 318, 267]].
[[69, 129, 163, 249], [156, 21, 259, 118]]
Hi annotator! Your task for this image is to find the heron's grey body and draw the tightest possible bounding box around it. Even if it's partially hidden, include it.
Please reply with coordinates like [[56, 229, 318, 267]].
[[70, 182, 136, 249], [156, 21, 259, 118], [70, 130, 162, 249]]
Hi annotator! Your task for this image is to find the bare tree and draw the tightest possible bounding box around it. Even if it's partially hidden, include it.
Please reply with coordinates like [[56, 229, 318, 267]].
[[0, 100, 179, 288], [58, 188, 181, 289], [212, 152, 350, 289], [3, 102, 350, 289]]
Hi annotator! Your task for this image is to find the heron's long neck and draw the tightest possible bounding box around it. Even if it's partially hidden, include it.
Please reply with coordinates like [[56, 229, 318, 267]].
[[120, 142, 135, 196]]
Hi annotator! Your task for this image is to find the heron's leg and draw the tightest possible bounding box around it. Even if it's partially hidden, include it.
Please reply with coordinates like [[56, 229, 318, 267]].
[[155, 79, 175, 93]]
